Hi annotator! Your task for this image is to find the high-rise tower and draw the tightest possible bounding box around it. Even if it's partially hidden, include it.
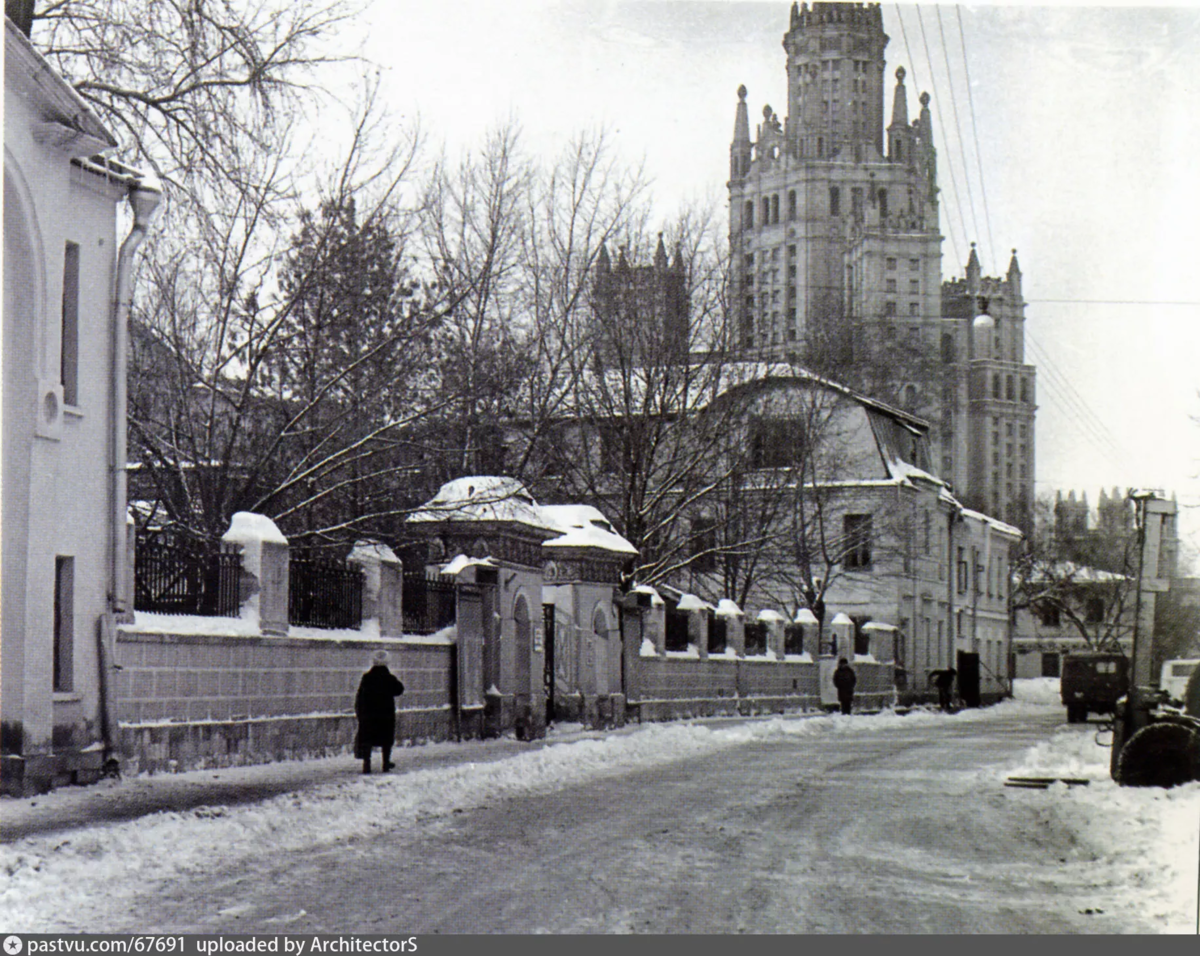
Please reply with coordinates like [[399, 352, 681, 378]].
[[729, 1, 940, 367], [728, 1, 1036, 531]]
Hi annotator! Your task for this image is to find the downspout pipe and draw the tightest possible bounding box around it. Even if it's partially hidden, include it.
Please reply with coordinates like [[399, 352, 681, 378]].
[[110, 177, 162, 616]]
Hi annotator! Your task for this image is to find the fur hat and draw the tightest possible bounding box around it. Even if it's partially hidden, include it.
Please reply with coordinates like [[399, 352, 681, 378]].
[[371, 649, 390, 665]]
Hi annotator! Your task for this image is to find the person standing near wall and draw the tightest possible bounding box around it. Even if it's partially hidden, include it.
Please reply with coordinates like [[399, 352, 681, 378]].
[[833, 657, 857, 715], [355, 650, 405, 774]]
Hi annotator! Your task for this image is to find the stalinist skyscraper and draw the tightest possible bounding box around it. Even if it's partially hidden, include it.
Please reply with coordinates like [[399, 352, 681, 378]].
[[728, 1, 1037, 529]]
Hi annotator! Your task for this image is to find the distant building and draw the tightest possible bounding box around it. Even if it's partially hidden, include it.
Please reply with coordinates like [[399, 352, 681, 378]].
[[591, 236, 689, 367], [3, 16, 160, 794], [725, 1, 1037, 531]]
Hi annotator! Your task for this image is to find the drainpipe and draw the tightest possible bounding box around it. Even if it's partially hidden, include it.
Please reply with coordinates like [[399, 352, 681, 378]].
[[110, 177, 162, 615]]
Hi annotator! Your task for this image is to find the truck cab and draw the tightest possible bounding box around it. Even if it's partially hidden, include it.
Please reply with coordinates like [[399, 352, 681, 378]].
[[1061, 652, 1129, 723]]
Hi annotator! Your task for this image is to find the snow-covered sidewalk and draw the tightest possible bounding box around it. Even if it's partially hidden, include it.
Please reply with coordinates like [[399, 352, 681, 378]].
[[2, 680, 1197, 932]]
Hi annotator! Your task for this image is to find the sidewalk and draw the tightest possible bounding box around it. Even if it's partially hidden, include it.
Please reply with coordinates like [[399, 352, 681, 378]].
[[0, 730, 579, 843]]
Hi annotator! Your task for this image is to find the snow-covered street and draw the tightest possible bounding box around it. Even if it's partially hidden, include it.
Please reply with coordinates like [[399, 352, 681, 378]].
[[2, 680, 1197, 933]]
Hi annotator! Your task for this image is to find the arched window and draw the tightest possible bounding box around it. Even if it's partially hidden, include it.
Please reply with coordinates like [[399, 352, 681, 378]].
[[829, 186, 840, 216], [762, 197, 770, 225], [744, 200, 754, 229], [788, 190, 797, 220], [771, 193, 779, 224]]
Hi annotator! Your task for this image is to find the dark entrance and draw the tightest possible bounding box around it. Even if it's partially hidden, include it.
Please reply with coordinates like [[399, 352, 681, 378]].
[[543, 603, 556, 723], [956, 650, 981, 708]]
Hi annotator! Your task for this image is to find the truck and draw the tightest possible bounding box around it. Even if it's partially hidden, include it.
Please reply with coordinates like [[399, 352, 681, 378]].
[[1061, 652, 1128, 723], [1159, 658, 1200, 704]]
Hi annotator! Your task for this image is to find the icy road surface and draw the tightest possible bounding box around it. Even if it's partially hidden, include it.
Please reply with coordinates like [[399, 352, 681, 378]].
[[3, 682, 1198, 933]]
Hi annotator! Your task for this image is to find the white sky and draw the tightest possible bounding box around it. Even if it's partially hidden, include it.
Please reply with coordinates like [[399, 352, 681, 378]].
[[342, 1, 1200, 559], [4, 688, 1197, 931]]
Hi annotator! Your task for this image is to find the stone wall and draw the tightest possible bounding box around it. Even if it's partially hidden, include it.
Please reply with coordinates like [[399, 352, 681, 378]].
[[114, 629, 456, 774]]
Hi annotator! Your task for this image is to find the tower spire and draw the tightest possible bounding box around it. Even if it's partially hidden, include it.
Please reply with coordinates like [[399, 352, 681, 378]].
[[730, 84, 751, 181]]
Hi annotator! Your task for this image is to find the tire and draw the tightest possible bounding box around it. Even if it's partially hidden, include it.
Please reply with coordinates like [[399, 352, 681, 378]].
[[1115, 722, 1200, 788], [1066, 704, 1086, 724]]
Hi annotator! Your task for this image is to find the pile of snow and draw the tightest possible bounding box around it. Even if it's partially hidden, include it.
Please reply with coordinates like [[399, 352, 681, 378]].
[[1005, 723, 1200, 932], [1012, 676, 1062, 705]]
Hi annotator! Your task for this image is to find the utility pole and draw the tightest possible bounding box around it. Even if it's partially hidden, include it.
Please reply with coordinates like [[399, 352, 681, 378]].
[[1110, 490, 1177, 777]]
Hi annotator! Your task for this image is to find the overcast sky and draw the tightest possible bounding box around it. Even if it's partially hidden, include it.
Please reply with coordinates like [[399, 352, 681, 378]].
[[347, 1, 1200, 559]]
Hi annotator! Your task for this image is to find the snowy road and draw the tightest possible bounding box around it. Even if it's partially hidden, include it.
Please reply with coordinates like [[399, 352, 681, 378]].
[[111, 713, 1174, 933], [5, 687, 1197, 933]]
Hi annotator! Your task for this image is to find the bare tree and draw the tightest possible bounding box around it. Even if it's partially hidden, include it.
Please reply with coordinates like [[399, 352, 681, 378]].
[[128, 93, 445, 548]]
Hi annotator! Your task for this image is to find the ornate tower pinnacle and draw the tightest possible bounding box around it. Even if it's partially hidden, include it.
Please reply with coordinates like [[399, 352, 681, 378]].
[[730, 84, 751, 181]]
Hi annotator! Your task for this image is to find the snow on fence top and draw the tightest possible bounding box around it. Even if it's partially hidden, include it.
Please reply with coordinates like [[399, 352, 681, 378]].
[[222, 511, 287, 546], [715, 598, 743, 617], [794, 608, 819, 625], [676, 593, 711, 612]]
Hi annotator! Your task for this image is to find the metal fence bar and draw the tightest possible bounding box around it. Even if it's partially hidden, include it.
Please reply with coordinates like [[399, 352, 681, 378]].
[[289, 555, 364, 630], [134, 535, 241, 617], [402, 571, 457, 635]]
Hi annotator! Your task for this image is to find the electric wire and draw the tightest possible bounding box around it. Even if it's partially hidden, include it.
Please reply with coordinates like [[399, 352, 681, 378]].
[[894, 5, 963, 267], [916, 4, 974, 270], [956, 5, 1000, 276], [936, 5, 986, 269]]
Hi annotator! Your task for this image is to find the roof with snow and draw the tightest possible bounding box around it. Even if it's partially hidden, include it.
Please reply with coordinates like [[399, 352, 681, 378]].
[[540, 504, 638, 555], [408, 476, 554, 531]]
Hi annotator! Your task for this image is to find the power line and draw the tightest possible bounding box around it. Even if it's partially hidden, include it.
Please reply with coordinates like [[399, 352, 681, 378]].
[[1026, 299, 1200, 307], [916, 5, 974, 272], [936, 5, 985, 270], [955, 5, 999, 276], [894, 5, 963, 267]]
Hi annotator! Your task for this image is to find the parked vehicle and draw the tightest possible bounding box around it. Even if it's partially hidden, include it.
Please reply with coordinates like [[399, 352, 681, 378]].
[[1061, 652, 1129, 723], [1159, 658, 1200, 704]]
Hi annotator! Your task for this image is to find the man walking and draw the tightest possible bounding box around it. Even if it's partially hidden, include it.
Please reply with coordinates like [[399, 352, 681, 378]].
[[833, 657, 857, 715], [355, 649, 405, 773], [931, 667, 957, 711]]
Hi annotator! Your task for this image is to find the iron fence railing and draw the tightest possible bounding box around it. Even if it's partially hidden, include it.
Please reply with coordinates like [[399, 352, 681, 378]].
[[134, 534, 240, 617], [402, 571, 457, 635], [784, 623, 804, 656], [708, 613, 727, 654], [665, 606, 690, 652], [744, 621, 768, 656], [289, 553, 364, 630]]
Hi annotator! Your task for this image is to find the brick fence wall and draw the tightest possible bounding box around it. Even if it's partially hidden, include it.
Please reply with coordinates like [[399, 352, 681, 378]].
[[114, 629, 455, 773]]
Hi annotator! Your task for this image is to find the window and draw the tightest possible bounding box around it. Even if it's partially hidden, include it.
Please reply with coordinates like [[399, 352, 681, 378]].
[[829, 186, 839, 216], [909, 302, 919, 316], [1038, 603, 1061, 628], [851, 187, 863, 218], [54, 556, 74, 692], [886, 257, 897, 270], [749, 418, 805, 469], [957, 547, 968, 594], [788, 190, 797, 220], [909, 279, 920, 293], [788, 244, 796, 258], [1085, 597, 1105, 624], [992, 375, 1001, 399], [878, 189, 887, 218], [909, 258, 919, 270], [744, 200, 754, 229], [744, 253, 754, 268], [884, 301, 896, 316], [1042, 653, 1060, 678], [61, 242, 80, 405], [1020, 378, 1029, 403], [886, 278, 897, 292], [771, 194, 780, 224], [941, 333, 955, 363], [762, 197, 770, 225], [843, 514, 872, 569], [1006, 375, 1015, 400]]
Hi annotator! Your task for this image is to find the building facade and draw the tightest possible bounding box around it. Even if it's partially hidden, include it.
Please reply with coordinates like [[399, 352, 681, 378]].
[[726, 1, 1036, 530], [3, 15, 161, 794]]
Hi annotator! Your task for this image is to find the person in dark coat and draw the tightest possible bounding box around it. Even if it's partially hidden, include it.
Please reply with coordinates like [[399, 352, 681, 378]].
[[932, 667, 957, 711], [355, 650, 404, 774], [832, 657, 857, 715]]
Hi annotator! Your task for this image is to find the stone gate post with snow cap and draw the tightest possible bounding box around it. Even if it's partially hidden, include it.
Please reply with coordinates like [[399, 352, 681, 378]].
[[222, 511, 289, 637], [348, 541, 403, 639]]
